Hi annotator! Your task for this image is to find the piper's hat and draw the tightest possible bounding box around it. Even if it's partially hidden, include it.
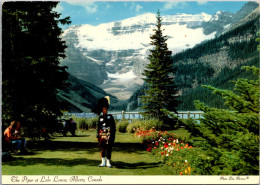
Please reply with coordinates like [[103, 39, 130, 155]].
[[92, 96, 110, 115], [104, 96, 110, 105]]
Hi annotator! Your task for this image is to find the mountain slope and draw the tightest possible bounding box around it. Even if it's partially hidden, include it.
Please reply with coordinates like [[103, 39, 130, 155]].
[[57, 74, 122, 112], [127, 4, 259, 111]]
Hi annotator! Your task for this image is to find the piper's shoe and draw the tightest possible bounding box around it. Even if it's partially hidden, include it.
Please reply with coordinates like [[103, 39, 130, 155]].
[[99, 157, 106, 167], [106, 159, 112, 168]]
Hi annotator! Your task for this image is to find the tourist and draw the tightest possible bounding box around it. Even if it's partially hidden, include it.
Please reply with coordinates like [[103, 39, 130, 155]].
[[4, 120, 27, 154], [63, 118, 77, 137]]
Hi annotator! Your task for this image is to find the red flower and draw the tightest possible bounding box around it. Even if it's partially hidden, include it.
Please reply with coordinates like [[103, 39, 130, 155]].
[[161, 152, 164, 155], [156, 142, 159, 146], [164, 143, 169, 148], [180, 172, 183, 175]]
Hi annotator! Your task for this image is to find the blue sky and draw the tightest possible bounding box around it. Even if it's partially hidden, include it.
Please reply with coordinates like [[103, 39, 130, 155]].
[[55, 1, 248, 28]]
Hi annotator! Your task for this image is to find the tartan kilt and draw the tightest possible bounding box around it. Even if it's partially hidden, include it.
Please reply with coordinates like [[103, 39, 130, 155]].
[[98, 128, 110, 147]]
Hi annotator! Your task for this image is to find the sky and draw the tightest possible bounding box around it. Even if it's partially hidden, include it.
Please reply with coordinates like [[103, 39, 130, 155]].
[[55, 1, 248, 29]]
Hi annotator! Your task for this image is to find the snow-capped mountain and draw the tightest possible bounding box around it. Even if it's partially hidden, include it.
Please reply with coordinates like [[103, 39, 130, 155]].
[[64, 12, 215, 52], [60, 2, 257, 100]]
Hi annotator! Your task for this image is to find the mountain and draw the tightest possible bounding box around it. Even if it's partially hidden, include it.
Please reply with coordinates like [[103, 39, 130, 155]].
[[225, 2, 259, 33], [127, 2, 259, 111], [60, 5, 253, 100], [59, 2, 258, 109], [61, 12, 217, 100], [57, 74, 124, 112]]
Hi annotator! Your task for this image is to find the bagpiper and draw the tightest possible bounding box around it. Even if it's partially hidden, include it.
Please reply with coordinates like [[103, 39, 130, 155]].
[[93, 96, 116, 168]]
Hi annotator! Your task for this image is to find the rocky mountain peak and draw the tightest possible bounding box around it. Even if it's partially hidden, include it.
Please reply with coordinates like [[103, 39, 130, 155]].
[[60, 2, 258, 100]]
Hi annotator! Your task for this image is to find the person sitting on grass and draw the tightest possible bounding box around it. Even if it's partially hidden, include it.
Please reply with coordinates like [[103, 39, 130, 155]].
[[4, 120, 28, 154], [63, 118, 77, 137]]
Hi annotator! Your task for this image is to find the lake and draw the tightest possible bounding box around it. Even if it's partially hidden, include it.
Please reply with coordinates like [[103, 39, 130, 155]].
[[63, 111, 204, 120]]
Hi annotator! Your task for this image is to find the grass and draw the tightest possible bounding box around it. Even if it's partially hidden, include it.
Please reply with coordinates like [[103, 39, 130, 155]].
[[2, 130, 179, 175]]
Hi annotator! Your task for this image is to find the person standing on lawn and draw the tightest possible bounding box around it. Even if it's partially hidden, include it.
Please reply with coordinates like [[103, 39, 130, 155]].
[[94, 96, 116, 168]]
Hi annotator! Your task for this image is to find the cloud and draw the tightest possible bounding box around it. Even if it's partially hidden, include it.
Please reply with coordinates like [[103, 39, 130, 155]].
[[105, 3, 111, 10], [197, 0, 208, 5], [53, 3, 64, 13], [67, 2, 98, 14], [130, 2, 143, 13], [136, 5, 143, 12], [162, 1, 188, 11]]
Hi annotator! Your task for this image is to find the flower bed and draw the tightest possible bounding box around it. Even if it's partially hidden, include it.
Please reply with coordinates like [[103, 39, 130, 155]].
[[135, 128, 195, 175]]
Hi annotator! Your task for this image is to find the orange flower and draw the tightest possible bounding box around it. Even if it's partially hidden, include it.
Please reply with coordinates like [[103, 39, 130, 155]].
[[180, 172, 183, 175]]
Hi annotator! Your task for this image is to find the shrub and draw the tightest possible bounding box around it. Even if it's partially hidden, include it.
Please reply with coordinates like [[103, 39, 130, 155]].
[[78, 119, 88, 130], [182, 118, 200, 136], [85, 117, 98, 129], [73, 116, 98, 130], [126, 119, 162, 133], [117, 119, 129, 133]]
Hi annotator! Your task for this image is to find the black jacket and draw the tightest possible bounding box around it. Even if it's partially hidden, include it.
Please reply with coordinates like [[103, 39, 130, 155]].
[[96, 113, 116, 144]]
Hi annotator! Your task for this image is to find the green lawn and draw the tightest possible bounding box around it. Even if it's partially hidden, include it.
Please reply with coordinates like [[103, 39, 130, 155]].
[[2, 130, 177, 175]]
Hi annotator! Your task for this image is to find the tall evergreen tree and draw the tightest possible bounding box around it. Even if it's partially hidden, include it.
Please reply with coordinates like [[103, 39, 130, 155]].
[[2, 2, 71, 135], [141, 10, 179, 121]]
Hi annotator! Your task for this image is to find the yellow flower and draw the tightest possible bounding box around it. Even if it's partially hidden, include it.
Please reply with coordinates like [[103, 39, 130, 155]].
[[188, 167, 191, 172]]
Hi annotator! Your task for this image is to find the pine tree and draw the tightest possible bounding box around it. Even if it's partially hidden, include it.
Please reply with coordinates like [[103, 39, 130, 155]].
[[192, 66, 259, 175], [256, 31, 260, 51], [141, 10, 179, 121], [2, 2, 71, 135]]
